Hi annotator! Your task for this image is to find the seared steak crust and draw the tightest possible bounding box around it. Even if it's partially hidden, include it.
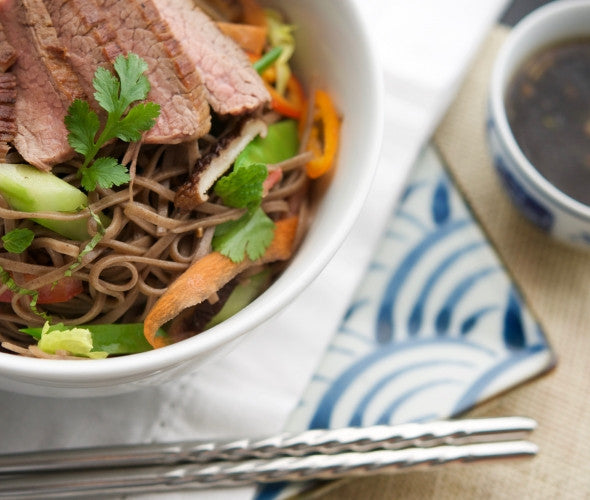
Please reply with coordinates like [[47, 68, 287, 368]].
[[0, 22, 17, 160], [153, 0, 270, 116], [0, 0, 85, 170], [0, 22, 16, 72], [0, 73, 17, 160], [43, 0, 118, 112], [45, 0, 212, 144]]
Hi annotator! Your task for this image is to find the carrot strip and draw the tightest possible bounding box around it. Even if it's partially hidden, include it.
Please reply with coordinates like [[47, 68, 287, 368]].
[[305, 90, 341, 179], [143, 217, 299, 348], [217, 22, 267, 57]]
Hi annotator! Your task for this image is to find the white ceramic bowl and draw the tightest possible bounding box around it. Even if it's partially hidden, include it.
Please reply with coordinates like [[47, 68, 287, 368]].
[[488, 0, 590, 245], [0, 0, 383, 397]]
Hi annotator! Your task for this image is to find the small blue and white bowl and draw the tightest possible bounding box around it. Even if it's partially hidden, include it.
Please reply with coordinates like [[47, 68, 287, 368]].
[[488, 0, 590, 246]]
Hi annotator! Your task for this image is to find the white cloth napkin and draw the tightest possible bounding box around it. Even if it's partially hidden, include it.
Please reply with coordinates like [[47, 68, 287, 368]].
[[0, 1, 509, 498]]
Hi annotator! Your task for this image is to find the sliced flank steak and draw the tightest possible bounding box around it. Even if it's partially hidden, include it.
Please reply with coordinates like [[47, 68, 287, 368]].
[[45, 0, 212, 144], [0, 22, 17, 161], [1, 0, 269, 170], [0, 23, 17, 72], [0, 73, 17, 161], [0, 0, 86, 170], [152, 0, 270, 116]]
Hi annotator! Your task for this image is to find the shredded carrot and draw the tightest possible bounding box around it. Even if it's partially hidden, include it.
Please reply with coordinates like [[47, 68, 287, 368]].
[[218, 0, 267, 56], [143, 217, 299, 348], [217, 22, 267, 57], [304, 90, 341, 179], [265, 74, 305, 119]]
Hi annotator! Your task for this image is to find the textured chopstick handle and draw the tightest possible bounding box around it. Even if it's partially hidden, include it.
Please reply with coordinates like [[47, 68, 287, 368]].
[[198, 416, 537, 461], [0, 417, 536, 474], [0, 441, 538, 498]]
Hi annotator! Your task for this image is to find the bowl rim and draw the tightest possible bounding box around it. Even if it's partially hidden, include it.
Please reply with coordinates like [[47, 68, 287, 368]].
[[490, 0, 590, 221], [0, 0, 384, 386]]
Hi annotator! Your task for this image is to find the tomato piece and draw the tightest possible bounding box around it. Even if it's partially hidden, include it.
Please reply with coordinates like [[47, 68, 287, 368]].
[[0, 277, 83, 304], [262, 168, 283, 196]]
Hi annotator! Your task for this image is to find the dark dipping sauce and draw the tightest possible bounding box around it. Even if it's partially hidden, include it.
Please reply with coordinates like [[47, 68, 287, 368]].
[[505, 38, 590, 205]]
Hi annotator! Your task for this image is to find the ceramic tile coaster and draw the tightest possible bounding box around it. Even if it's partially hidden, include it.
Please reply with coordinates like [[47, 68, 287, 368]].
[[255, 144, 556, 499]]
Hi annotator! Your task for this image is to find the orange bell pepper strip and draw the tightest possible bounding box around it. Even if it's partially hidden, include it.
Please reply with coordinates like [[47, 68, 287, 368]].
[[304, 90, 341, 179], [144, 217, 299, 349], [265, 74, 305, 119], [250, 47, 304, 118]]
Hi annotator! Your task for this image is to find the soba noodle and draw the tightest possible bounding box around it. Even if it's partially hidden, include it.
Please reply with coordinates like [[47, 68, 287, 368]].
[[0, 110, 314, 356]]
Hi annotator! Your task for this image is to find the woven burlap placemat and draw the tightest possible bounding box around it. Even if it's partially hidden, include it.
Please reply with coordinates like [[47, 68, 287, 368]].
[[311, 25, 590, 500]]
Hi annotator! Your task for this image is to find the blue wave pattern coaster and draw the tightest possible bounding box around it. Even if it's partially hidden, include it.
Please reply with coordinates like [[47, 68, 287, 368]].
[[255, 144, 555, 499]]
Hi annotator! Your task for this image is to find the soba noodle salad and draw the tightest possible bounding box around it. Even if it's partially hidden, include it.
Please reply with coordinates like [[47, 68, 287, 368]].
[[0, 1, 340, 359]]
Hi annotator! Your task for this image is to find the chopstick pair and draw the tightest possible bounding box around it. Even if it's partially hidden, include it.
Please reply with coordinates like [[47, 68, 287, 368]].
[[0, 416, 537, 498]]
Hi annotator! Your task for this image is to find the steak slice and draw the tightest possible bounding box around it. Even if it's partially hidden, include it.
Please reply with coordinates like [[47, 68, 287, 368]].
[[0, 73, 17, 160], [0, 22, 17, 160], [0, 0, 85, 170], [45, 0, 211, 144], [153, 0, 270, 116], [0, 22, 16, 72]]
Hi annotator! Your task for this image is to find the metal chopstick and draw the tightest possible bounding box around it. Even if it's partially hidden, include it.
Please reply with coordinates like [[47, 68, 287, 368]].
[[0, 417, 536, 475], [0, 440, 538, 498]]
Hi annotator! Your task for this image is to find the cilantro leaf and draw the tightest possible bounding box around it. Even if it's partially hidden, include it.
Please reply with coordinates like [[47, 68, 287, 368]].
[[113, 53, 151, 109], [115, 102, 161, 142], [65, 53, 160, 192], [2, 228, 34, 254], [212, 207, 275, 262], [80, 157, 130, 191], [92, 66, 120, 114], [64, 100, 100, 157], [214, 163, 267, 209]]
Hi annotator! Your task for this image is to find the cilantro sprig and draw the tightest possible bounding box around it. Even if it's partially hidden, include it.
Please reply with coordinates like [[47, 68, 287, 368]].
[[65, 53, 160, 192], [211, 120, 299, 263], [213, 162, 275, 262], [212, 174, 275, 262], [214, 163, 268, 210], [213, 207, 276, 262]]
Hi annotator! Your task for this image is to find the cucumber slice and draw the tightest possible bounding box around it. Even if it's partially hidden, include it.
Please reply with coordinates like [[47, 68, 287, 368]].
[[206, 270, 272, 329], [0, 163, 90, 240]]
